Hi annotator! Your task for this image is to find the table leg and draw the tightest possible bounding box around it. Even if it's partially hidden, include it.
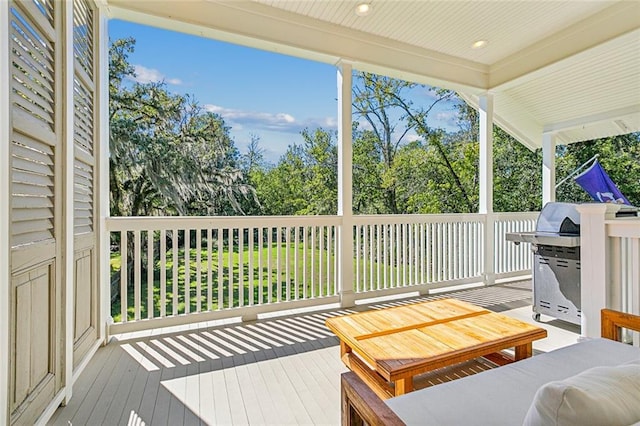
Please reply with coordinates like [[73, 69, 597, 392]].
[[394, 377, 413, 396], [340, 340, 352, 358], [515, 342, 532, 360]]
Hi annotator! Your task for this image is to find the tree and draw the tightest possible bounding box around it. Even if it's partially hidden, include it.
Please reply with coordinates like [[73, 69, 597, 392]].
[[556, 133, 640, 206], [352, 72, 473, 213], [109, 38, 255, 217]]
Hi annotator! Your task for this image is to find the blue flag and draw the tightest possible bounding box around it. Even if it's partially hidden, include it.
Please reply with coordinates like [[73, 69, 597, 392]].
[[574, 160, 630, 205]]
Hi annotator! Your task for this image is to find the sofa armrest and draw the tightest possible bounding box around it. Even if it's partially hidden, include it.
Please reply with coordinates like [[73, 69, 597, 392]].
[[341, 371, 403, 426], [601, 309, 640, 341]]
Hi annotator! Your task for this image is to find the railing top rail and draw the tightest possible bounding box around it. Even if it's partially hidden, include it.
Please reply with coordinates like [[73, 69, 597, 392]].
[[491, 211, 539, 219], [605, 217, 640, 239], [352, 214, 482, 225], [106, 212, 540, 231], [106, 215, 343, 231], [352, 211, 537, 225]]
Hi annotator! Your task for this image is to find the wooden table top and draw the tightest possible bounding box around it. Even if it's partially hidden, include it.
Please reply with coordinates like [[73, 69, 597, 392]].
[[326, 298, 547, 381]]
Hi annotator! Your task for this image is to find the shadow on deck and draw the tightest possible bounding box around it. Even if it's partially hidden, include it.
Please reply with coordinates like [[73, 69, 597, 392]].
[[49, 281, 578, 425]]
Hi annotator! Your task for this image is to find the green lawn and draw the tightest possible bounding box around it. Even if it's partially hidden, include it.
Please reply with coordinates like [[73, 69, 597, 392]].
[[111, 243, 340, 322]]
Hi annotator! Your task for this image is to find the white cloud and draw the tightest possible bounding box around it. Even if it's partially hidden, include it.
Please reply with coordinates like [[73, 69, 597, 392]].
[[128, 65, 182, 85], [433, 111, 459, 129], [203, 104, 336, 134], [406, 133, 422, 142]]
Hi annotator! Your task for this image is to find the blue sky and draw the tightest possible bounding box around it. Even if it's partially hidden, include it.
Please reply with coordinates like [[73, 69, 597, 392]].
[[109, 19, 460, 163]]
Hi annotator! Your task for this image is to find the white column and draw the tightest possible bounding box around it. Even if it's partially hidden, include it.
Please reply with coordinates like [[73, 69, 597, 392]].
[[97, 6, 111, 343], [576, 203, 620, 338], [337, 61, 355, 307], [0, 1, 11, 423], [63, 0, 75, 403], [542, 132, 556, 205], [478, 93, 495, 285]]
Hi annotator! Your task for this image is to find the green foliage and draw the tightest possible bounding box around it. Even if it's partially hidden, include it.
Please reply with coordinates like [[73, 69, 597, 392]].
[[109, 38, 255, 217], [556, 133, 640, 206], [249, 128, 338, 215]]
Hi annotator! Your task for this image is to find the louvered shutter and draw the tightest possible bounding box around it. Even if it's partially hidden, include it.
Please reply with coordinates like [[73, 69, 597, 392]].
[[10, 0, 57, 249], [71, 0, 99, 368], [9, 0, 63, 424]]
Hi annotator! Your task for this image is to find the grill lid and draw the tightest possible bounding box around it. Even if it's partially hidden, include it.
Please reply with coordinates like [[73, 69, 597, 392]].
[[536, 202, 580, 234]]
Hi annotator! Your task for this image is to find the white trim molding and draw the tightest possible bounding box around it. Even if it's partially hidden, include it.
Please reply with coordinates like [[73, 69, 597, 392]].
[[0, 1, 11, 423]]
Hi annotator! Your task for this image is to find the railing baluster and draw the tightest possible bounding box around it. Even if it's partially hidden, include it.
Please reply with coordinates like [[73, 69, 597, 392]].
[[160, 229, 166, 317], [258, 227, 263, 305], [302, 226, 307, 299], [368, 225, 374, 290], [376, 224, 381, 290], [229, 228, 234, 308], [120, 230, 128, 322], [217, 228, 223, 310], [239, 227, 244, 307], [355, 225, 360, 292], [311, 225, 316, 299], [383, 224, 388, 289], [147, 229, 154, 319], [196, 228, 202, 312], [319, 226, 324, 296], [172, 229, 178, 316], [293, 226, 300, 300], [326, 225, 331, 296], [268, 227, 273, 303], [249, 226, 254, 306], [277, 227, 282, 302], [185, 229, 190, 314], [286, 226, 290, 301], [333, 225, 338, 296], [134, 230, 141, 320], [207, 228, 212, 311], [407, 223, 415, 284]]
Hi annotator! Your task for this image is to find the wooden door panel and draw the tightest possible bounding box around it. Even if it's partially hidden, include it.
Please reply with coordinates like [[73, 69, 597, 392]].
[[11, 263, 56, 425]]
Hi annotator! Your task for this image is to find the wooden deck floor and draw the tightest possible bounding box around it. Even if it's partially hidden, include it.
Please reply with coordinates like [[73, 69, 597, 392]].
[[48, 281, 580, 426]]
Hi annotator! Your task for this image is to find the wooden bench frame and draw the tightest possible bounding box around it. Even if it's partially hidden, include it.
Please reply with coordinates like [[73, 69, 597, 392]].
[[341, 309, 640, 426]]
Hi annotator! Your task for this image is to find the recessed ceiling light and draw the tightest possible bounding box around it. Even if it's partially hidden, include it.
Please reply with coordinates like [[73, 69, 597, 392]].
[[471, 40, 488, 49], [355, 3, 371, 16]]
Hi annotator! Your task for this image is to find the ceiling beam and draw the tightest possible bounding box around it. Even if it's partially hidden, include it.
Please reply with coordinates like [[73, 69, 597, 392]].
[[543, 105, 640, 134], [489, 1, 640, 90]]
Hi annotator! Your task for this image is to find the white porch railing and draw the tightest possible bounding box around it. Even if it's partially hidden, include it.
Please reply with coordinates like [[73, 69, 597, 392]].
[[107, 212, 537, 333]]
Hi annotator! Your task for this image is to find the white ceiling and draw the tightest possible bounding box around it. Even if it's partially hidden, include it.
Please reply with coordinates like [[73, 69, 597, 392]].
[[107, 0, 640, 150]]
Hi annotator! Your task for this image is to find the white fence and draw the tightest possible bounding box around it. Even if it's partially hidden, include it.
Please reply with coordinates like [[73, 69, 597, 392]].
[[106, 212, 537, 332]]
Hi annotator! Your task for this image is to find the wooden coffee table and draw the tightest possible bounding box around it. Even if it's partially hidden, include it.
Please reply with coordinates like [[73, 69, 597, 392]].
[[325, 298, 547, 399]]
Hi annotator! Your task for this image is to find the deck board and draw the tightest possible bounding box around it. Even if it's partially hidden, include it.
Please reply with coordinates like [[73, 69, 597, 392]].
[[48, 281, 581, 426]]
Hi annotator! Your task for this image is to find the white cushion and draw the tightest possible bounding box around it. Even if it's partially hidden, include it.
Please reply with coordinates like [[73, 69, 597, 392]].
[[523, 363, 640, 426]]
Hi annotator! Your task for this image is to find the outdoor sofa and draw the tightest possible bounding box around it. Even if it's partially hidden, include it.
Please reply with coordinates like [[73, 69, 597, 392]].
[[341, 309, 640, 426]]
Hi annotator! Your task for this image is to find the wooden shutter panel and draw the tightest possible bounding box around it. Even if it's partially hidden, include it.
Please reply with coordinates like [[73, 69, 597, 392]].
[[72, 0, 99, 369], [73, 0, 94, 236], [10, 0, 56, 249], [8, 1, 61, 424]]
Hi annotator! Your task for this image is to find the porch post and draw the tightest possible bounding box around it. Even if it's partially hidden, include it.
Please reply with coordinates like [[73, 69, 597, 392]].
[[478, 93, 495, 285], [576, 203, 617, 338], [97, 6, 111, 343], [337, 61, 355, 307], [542, 132, 556, 205], [0, 1, 11, 422], [63, 0, 74, 403]]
